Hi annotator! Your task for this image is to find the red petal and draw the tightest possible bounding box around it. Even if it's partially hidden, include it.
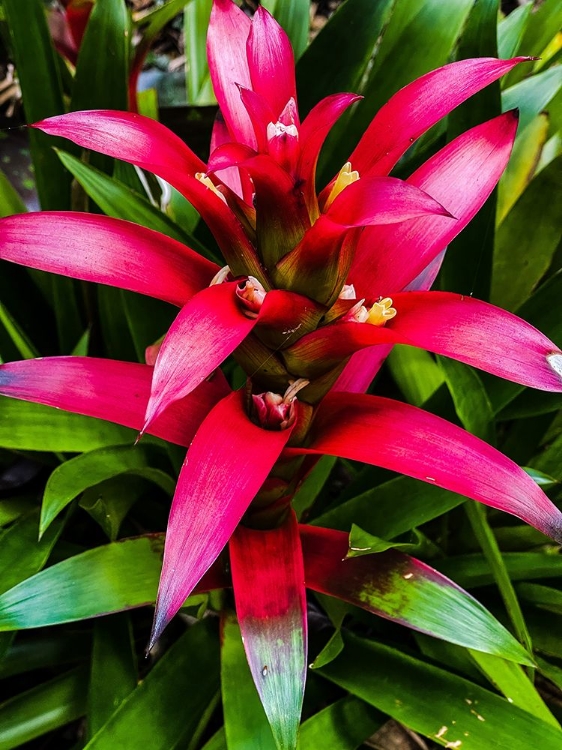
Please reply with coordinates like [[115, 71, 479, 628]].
[[325, 175, 453, 226], [349, 57, 528, 176], [289, 392, 562, 542], [0, 212, 217, 307], [143, 282, 256, 432], [230, 510, 307, 750], [297, 93, 361, 212], [0, 357, 229, 447], [349, 111, 519, 299], [33, 109, 204, 174], [33, 111, 255, 266], [247, 7, 297, 122], [285, 292, 562, 391], [207, 0, 255, 147], [388, 292, 562, 391], [150, 390, 293, 646]]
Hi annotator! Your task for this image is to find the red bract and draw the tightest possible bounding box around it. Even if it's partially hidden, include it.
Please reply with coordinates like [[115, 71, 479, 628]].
[[1, 2, 562, 746]]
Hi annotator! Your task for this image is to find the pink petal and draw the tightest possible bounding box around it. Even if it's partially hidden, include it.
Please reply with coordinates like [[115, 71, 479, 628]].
[[210, 112, 246, 200], [285, 292, 562, 391], [288, 392, 562, 542], [325, 175, 453, 226], [349, 111, 519, 299], [0, 212, 217, 307], [297, 93, 361, 212], [150, 390, 293, 646], [348, 57, 528, 176], [247, 7, 297, 122], [143, 282, 257, 432], [207, 0, 255, 148], [230, 510, 307, 750], [33, 111, 255, 266], [387, 292, 562, 391], [0, 357, 230, 447], [33, 109, 205, 174]]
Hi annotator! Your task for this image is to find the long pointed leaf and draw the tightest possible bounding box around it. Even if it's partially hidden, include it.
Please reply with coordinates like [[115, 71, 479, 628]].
[[0, 212, 217, 307], [289, 392, 562, 542], [301, 526, 531, 664], [150, 391, 293, 646]]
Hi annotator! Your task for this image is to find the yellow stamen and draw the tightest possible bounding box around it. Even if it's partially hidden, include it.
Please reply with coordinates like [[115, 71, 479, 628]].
[[324, 162, 360, 210], [366, 297, 397, 326], [195, 172, 227, 204]]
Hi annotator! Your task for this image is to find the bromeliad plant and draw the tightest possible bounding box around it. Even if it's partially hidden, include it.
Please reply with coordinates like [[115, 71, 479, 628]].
[[2, 0, 562, 746]]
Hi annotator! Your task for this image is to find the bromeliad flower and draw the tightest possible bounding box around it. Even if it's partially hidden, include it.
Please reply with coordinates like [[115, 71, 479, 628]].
[[1, 2, 562, 746]]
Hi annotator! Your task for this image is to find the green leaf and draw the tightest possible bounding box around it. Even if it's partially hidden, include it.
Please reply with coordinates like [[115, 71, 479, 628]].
[[438, 357, 495, 443], [0, 510, 63, 596], [0, 535, 165, 630], [505, 0, 562, 85], [40, 444, 173, 536], [469, 650, 558, 727], [346, 524, 420, 558], [439, 0, 500, 302], [0, 300, 40, 360], [84, 620, 219, 749], [492, 155, 562, 311], [309, 595, 349, 670], [319, 0, 473, 180], [0, 166, 26, 217], [221, 613, 276, 750], [522, 467, 559, 489], [2, 0, 71, 210], [72, 0, 129, 113], [0, 667, 88, 750], [292, 455, 337, 520], [387, 345, 444, 407], [299, 696, 385, 750], [0, 632, 90, 679], [502, 66, 562, 134], [497, 113, 550, 223], [319, 633, 562, 749], [88, 614, 137, 739], [56, 149, 206, 251], [0, 397, 135, 452], [497, 3, 532, 60], [185, 0, 214, 104], [313, 475, 464, 538], [80, 471, 174, 541], [437, 553, 562, 589], [517, 583, 562, 617]]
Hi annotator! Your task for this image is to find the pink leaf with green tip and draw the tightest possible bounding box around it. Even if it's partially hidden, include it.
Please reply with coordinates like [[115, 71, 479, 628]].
[[289, 392, 562, 543], [348, 57, 529, 176], [300, 526, 532, 664], [150, 390, 293, 647], [0, 212, 217, 307], [0, 357, 229, 447], [230, 510, 307, 750]]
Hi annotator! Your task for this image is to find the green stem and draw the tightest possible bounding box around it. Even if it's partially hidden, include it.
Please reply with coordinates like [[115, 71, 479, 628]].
[[465, 502, 534, 677]]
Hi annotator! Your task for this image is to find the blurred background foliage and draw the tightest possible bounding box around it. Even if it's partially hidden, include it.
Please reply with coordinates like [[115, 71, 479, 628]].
[[0, 0, 561, 748]]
